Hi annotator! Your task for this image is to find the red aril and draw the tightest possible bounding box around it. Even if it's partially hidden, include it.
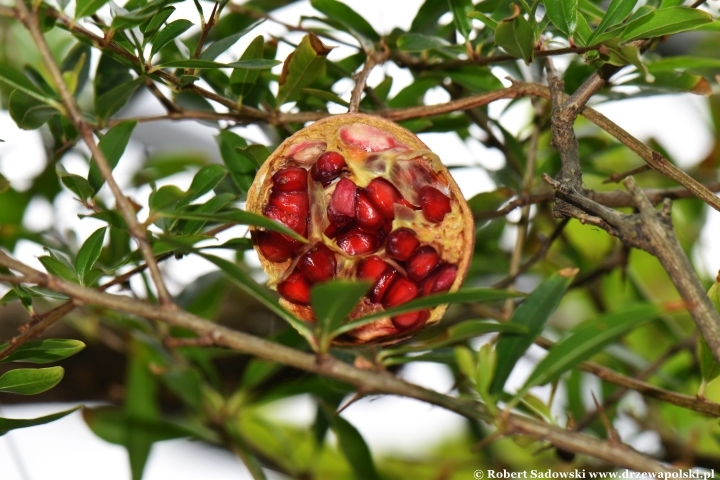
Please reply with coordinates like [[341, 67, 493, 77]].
[[247, 114, 474, 345]]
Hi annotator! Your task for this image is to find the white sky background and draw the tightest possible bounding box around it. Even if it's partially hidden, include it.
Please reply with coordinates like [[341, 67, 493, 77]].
[[0, 0, 718, 478]]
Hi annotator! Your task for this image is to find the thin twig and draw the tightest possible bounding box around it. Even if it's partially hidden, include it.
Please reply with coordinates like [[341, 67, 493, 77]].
[[15, 1, 173, 306], [193, 1, 219, 60], [348, 49, 387, 113], [603, 165, 651, 184]]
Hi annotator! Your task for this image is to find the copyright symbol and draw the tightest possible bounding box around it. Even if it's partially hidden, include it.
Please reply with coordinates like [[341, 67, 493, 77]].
[[474, 470, 484, 479]]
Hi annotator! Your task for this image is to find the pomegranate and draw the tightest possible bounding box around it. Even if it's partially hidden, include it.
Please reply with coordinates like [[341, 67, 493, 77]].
[[246, 114, 474, 344]]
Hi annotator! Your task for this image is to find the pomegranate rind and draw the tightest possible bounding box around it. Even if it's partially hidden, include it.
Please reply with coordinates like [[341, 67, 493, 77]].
[[247, 113, 475, 345]]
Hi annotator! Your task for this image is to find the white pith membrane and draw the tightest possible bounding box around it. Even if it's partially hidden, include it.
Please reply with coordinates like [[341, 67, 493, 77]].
[[248, 117, 474, 345]]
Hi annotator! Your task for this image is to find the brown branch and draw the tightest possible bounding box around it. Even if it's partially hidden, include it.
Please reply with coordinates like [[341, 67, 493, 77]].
[[603, 165, 651, 184], [192, 1, 219, 60], [16, 2, 173, 306], [543, 174, 720, 364], [348, 49, 387, 113], [0, 249, 675, 472]]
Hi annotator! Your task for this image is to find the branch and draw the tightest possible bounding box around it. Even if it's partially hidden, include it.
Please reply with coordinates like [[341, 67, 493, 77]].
[[543, 174, 720, 364], [348, 48, 387, 113], [0, 249, 674, 472], [15, 2, 173, 306]]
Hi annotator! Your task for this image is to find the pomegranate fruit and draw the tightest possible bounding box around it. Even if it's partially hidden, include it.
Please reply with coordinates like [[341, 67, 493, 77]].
[[246, 114, 474, 345]]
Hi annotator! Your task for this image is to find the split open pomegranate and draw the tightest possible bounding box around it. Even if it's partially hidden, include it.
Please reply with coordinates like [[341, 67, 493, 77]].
[[246, 114, 474, 345]]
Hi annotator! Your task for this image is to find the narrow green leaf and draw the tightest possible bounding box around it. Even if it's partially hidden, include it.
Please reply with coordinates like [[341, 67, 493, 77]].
[[475, 344, 497, 411], [277, 34, 334, 105], [0, 366, 64, 395], [495, 9, 535, 64], [489, 269, 577, 394], [448, 0, 474, 39], [199, 21, 262, 61], [150, 19, 193, 58], [302, 88, 350, 107], [229, 35, 265, 98], [216, 131, 255, 196], [95, 77, 144, 120], [647, 56, 720, 72], [397, 33, 450, 51], [155, 59, 280, 70], [38, 256, 78, 283], [335, 288, 523, 336], [197, 253, 314, 343], [411, 0, 450, 35], [0, 406, 81, 436], [311, 0, 380, 43], [455, 346, 477, 380], [141, 6, 175, 36], [177, 165, 228, 208], [0, 65, 55, 105], [323, 407, 380, 480], [8, 90, 58, 130], [181, 193, 235, 235], [149, 185, 184, 213], [0, 339, 86, 364], [587, 0, 638, 44], [75, 0, 110, 18], [468, 11, 498, 30], [312, 280, 371, 349], [75, 227, 107, 284], [622, 7, 712, 42], [158, 209, 307, 242], [520, 304, 658, 395], [699, 336, 720, 384], [89, 121, 137, 192]]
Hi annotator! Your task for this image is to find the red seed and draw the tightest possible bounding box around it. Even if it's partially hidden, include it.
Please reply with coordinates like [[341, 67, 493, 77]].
[[264, 204, 307, 237], [407, 245, 440, 282], [392, 309, 429, 331], [297, 244, 337, 284], [268, 191, 309, 217], [255, 230, 295, 263], [277, 270, 311, 305], [385, 228, 420, 261], [328, 178, 357, 227], [365, 177, 401, 220], [355, 190, 385, 231], [421, 264, 458, 295], [356, 255, 388, 282], [382, 277, 418, 308], [271, 167, 308, 192], [371, 269, 398, 303], [311, 151, 347, 185], [336, 228, 381, 256], [419, 186, 451, 223]]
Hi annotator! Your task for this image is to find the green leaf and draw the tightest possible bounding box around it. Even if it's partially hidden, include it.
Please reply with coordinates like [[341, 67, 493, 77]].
[[455, 345, 476, 380], [150, 19, 193, 58], [335, 288, 523, 336], [75, 0, 110, 18], [155, 59, 280, 70], [216, 131, 256, 196], [95, 77, 144, 120], [495, 8, 535, 64], [149, 185, 184, 213], [199, 21, 262, 61], [448, 0, 474, 40], [489, 269, 577, 394], [411, 0, 450, 34], [61, 43, 92, 96], [141, 6, 175, 37], [0, 65, 55, 105], [311, 0, 380, 44], [382, 320, 527, 357], [476, 343, 497, 412], [647, 56, 720, 72], [323, 407, 380, 480], [38, 255, 78, 283], [699, 336, 720, 385], [229, 35, 265, 98], [468, 11, 498, 30], [302, 88, 350, 107], [8, 90, 58, 130], [0, 339, 86, 364], [311, 280, 371, 350], [0, 406, 81, 436], [0, 366, 64, 395], [158, 209, 307, 242], [181, 193, 235, 235], [277, 34, 334, 105], [544, 0, 578, 36], [397, 33, 450, 51], [587, 0, 638, 44], [177, 165, 228, 208], [622, 7, 712, 42], [75, 227, 107, 285], [89, 120, 137, 192], [197, 253, 314, 344], [519, 304, 658, 396]]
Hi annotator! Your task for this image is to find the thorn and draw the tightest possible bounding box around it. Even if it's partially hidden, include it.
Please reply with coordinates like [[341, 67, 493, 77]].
[[470, 429, 506, 452], [591, 392, 621, 445], [336, 391, 366, 415]]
